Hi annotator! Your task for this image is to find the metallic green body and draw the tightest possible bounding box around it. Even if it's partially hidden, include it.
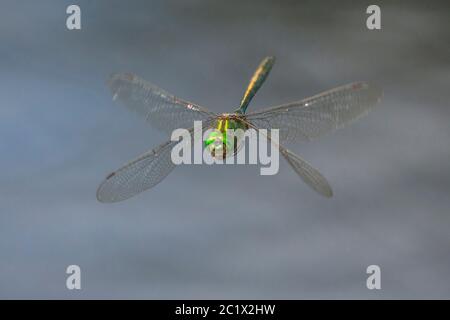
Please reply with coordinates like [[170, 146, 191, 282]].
[[236, 56, 275, 114], [204, 115, 249, 159], [205, 56, 275, 158]]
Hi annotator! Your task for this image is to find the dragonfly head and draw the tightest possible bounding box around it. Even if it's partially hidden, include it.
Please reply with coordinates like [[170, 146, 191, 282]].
[[204, 115, 248, 160], [204, 130, 230, 160]]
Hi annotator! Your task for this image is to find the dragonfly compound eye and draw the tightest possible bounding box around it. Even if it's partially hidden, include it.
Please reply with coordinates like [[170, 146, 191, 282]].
[[204, 131, 235, 160]]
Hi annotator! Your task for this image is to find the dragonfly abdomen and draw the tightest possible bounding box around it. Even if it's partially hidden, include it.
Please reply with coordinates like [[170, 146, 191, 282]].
[[237, 56, 275, 114]]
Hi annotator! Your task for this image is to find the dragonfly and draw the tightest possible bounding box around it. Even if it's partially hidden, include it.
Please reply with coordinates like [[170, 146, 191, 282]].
[[97, 56, 382, 203]]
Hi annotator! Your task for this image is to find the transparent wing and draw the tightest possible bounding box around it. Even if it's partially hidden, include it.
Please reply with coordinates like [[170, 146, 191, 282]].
[[97, 120, 214, 203], [96, 139, 177, 203], [280, 148, 333, 197], [108, 73, 217, 134], [245, 82, 382, 143], [239, 118, 333, 198]]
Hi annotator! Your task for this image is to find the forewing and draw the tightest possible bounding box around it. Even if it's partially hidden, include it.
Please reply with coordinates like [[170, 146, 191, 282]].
[[97, 120, 214, 203], [281, 148, 333, 198], [245, 82, 382, 143], [96, 139, 177, 203], [108, 73, 216, 134], [239, 117, 333, 198]]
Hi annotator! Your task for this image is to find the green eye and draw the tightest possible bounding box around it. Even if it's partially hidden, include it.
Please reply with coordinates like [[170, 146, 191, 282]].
[[204, 131, 228, 147], [204, 131, 221, 147]]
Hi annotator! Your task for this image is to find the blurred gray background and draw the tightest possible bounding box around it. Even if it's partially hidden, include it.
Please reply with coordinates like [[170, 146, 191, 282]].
[[1, 0, 449, 298]]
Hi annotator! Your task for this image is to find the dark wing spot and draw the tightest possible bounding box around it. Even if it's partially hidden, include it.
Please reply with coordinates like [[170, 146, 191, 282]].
[[106, 172, 116, 179]]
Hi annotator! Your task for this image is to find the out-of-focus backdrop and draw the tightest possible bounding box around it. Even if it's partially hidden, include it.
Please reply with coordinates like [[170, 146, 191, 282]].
[[1, 0, 449, 298]]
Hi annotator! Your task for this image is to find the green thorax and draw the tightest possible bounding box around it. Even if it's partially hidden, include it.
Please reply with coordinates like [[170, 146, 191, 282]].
[[205, 56, 275, 158], [204, 114, 248, 159]]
